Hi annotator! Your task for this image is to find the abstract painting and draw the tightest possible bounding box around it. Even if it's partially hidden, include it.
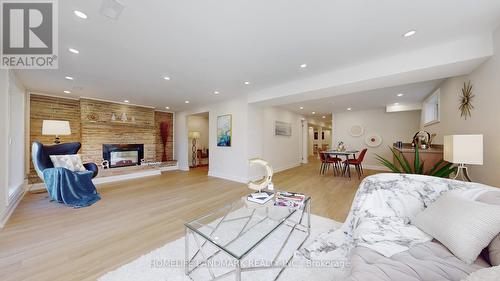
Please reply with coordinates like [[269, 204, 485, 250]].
[[274, 121, 292, 136], [217, 114, 232, 147]]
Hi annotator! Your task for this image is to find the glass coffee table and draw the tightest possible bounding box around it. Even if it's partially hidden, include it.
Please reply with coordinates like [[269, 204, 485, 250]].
[[185, 194, 311, 281]]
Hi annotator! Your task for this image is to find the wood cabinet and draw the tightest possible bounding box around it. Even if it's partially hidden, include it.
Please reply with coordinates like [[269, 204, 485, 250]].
[[393, 143, 444, 172]]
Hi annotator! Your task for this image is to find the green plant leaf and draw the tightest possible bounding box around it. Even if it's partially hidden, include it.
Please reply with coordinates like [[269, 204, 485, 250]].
[[389, 147, 412, 173], [426, 159, 444, 175], [414, 146, 420, 174], [375, 154, 401, 173]]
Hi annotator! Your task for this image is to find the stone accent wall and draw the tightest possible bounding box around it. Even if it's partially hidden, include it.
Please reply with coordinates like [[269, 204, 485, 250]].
[[29, 95, 174, 183], [29, 95, 82, 183]]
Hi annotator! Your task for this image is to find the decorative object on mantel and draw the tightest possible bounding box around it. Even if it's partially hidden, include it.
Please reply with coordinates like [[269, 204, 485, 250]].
[[111, 113, 116, 121], [349, 125, 364, 137], [101, 160, 109, 169], [121, 112, 128, 122], [247, 158, 274, 192], [375, 146, 457, 177], [160, 122, 169, 161], [42, 120, 71, 144], [444, 134, 483, 182], [189, 131, 200, 167], [459, 80, 475, 120], [365, 133, 382, 147]]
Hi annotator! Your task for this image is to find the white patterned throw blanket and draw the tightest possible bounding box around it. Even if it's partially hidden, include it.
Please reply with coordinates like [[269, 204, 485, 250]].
[[299, 173, 493, 264]]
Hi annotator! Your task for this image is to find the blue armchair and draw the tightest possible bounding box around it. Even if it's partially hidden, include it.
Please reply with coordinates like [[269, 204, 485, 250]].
[[32, 141, 99, 180]]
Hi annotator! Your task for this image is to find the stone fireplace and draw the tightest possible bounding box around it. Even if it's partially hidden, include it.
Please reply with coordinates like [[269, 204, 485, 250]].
[[103, 144, 144, 168]]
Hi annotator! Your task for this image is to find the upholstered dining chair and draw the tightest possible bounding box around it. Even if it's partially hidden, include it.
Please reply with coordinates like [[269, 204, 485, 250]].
[[343, 148, 368, 179], [319, 151, 342, 175], [32, 141, 99, 181]]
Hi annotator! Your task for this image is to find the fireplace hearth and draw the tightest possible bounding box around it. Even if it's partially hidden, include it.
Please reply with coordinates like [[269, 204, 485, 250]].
[[103, 144, 144, 168]]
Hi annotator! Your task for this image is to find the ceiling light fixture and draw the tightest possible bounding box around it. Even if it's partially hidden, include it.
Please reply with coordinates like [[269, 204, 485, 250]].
[[65, 76, 74, 80], [185, 101, 190, 104], [163, 76, 171, 80], [124, 100, 129, 103], [347, 107, 352, 111], [403, 30, 416, 37], [68, 48, 79, 54], [165, 106, 170, 110], [244, 81, 250, 85], [74, 10, 88, 19], [312, 112, 316, 115], [299, 106, 304, 110], [300, 64, 307, 68], [214, 91, 220, 95], [63, 90, 71, 94], [395, 103, 400, 105], [397, 93, 404, 97]]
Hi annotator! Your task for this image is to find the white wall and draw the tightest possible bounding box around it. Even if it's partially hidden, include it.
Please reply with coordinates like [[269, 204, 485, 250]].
[[261, 107, 304, 172], [421, 27, 500, 187], [187, 115, 209, 166], [175, 97, 250, 182], [0, 70, 27, 227], [333, 108, 421, 168], [0, 70, 9, 221]]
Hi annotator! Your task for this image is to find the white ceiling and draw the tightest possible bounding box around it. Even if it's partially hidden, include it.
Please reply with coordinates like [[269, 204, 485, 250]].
[[15, 0, 500, 112], [279, 80, 443, 117]]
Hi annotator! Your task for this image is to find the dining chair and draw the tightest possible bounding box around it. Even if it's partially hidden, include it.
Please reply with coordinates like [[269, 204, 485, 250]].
[[343, 148, 368, 179]]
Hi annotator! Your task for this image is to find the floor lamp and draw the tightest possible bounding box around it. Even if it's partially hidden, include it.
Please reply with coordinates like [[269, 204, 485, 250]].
[[189, 131, 200, 167], [444, 135, 483, 182]]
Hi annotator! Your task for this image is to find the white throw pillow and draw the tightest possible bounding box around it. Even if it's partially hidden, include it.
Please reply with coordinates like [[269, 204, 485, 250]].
[[50, 154, 87, 172], [412, 192, 500, 264]]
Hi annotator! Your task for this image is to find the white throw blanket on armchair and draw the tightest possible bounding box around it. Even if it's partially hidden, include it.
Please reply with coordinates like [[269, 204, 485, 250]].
[[299, 173, 493, 263]]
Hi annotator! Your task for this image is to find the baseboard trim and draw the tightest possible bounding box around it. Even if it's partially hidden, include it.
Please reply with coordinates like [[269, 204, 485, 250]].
[[1, 181, 29, 228], [208, 171, 248, 184]]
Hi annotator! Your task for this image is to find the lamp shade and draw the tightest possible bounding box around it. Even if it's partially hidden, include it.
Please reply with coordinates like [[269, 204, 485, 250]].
[[444, 135, 483, 165], [42, 120, 71, 136], [188, 131, 201, 139]]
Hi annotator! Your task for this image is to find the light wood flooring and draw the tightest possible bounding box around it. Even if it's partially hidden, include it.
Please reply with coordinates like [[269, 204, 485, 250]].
[[0, 158, 378, 281]]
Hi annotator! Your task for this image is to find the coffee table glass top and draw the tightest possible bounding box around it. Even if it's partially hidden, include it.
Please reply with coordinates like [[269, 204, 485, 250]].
[[185, 196, 310, 259]]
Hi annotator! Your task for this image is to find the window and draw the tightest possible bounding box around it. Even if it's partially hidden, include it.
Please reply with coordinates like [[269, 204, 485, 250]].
[[423, 89, 440, 126]]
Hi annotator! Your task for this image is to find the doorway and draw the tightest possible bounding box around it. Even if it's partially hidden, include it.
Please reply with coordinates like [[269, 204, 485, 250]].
[[187, 112, 209, 170]]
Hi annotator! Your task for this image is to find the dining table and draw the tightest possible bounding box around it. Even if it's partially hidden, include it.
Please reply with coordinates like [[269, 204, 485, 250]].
[[324, 149, 359, 179]]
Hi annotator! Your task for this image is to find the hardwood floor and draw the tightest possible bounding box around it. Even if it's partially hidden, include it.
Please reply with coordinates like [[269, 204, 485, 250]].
[[0, 158, 378, 281]]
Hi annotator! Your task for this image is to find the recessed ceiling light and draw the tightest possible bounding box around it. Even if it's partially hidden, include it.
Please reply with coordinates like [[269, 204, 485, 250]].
[[300, 64, 307, 68], [244, 81, 251, 85], [65, 76, 74, 80], [163, 76, 171, 80], [68, 48, 79, 54], [63, 90, 71, 94], [395, 102, 400, 105], [312, 112, 316, 115], [347, 107, 352, 111], [403, 30, 416, 37], [213, 91, 220, 95], [165, 106, 170, 110], [74, 10, 88, 19], [299, 106, 304, 110], [322, 116, 326, 119], [397, 93, 404, 97], [185, 100, 190, 104], [124, 100, 129, 103]]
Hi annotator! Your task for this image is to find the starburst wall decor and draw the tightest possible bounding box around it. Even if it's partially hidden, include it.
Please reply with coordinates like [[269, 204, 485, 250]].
[[459, 81, 475, 120]]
